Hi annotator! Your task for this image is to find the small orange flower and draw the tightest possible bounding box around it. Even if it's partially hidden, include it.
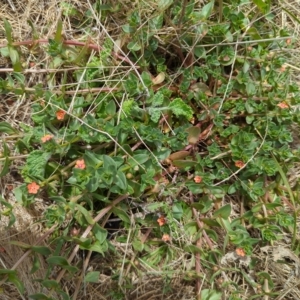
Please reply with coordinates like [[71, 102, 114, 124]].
[[194, 175, 202, 183], [27, 182, 40, 194], [56, 110, 66, 121], [277, 102, 289, 109], [74, 159, 86, 169], [280, 65, 287, 72], [162, 234, 171, 242], [235, 247, 246, 257], [157, 216, 166, 226], [41, 134, 53, 143], [235, 160, 245, 168], [286, 38, 292, 45]]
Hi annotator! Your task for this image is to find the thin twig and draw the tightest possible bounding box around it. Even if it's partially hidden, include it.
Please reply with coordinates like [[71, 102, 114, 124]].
[[6, 0, 16, 11], [72, 250, 92, 300]]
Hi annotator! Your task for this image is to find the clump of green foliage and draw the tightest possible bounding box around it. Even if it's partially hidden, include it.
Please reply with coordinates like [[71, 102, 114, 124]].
[[0, 0, 299, 299]]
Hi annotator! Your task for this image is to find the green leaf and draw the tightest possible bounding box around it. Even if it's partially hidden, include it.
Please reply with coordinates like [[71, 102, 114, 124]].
[[144, 202, 165, 212], [184, 222, 198, 235], [149, 108, 161, 123], [115, 170, 127, 190], [172, 160, 195, 169], [3, 19, 13, 44], [0, 47, 9, 57], [201, 289, 222, 300], [148, 91, 164, 107], [14, 184, 29, 205], [84, 271, 100, 283], [54, 20, 63, 42], [0, 122, 18, 134], [30, 254, 40, 274], [8, 47, 19, 65], [157, 0, 173, 11], [184, 245, 202, 254], [141, 71, 152, 87], [186, 182, 203, 194], [12, 72, 25, 84], [246, 115, 254, 124], [88, 240, 108, 254], [169, 98, 193, 120], [22, 150, 52, 180], [127, 41, 141, 51], [8, 273, 24, 294], [192, 198, 213, 214], [194, 46, 206, 58], [8, 47, 22, 72], [92, 223, 107, 244], [243, 61, 250, 73], [72, 237, 92, 248], [245, 81, 256, 96], [106, 100, 116, 115], [74, 204, 95, 225], [0, 195, 15, 226], [112, 207, 130, 223], [103, 155, 117, 171], [132, 239, 144, 252], [122, 24, 134, 34], [31, 246, 51, 256], [172, 202, 184, 219], [213, 204, 231, 219], [149, 14, 163, 30], [47, 256, 78, 273], [86, 175, 100, 192], [61, 2, 79, 16], [199, 1, 215, 21], [205, 229, 218, 242], [253, 0, 270, 14], [127, 154, 149, 167], [10, 241, 31, 249], [0, 151, 11, 177], [29, 294, 53, 300], [0, 269, 17, 274], [83, 152, 103, 167], [46, 256, 69, 266], [58, 291, 71, 300], [228, 184, 236, 194], [40, 280, 60, 289]]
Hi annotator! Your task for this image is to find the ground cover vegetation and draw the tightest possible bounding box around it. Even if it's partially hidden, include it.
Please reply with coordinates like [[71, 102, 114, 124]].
[[0, 0, 300, 299]]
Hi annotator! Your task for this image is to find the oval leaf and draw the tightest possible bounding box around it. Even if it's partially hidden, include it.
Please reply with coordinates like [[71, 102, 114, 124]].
[[213, 204, 231, 219], [84, 271, 100, 283]]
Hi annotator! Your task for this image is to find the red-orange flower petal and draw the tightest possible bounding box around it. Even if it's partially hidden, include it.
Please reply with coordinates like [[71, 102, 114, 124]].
[[235, 247, 246, 257], [235, 160, 245, 168], [74, 159, 86, 170], [194, 175, 202, 183], [41, 134, 53, 143], [157, 216, 166, 226], [56, 110, 66, 120], [277, 102, 289, 109], [27, 182, 40, 194]]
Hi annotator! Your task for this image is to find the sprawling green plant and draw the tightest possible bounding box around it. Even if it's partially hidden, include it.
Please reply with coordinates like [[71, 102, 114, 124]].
[[0, 0, 299, 298]]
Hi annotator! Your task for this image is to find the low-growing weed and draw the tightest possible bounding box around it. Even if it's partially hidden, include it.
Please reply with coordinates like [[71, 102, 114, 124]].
[[0, 0, 300, 299]]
